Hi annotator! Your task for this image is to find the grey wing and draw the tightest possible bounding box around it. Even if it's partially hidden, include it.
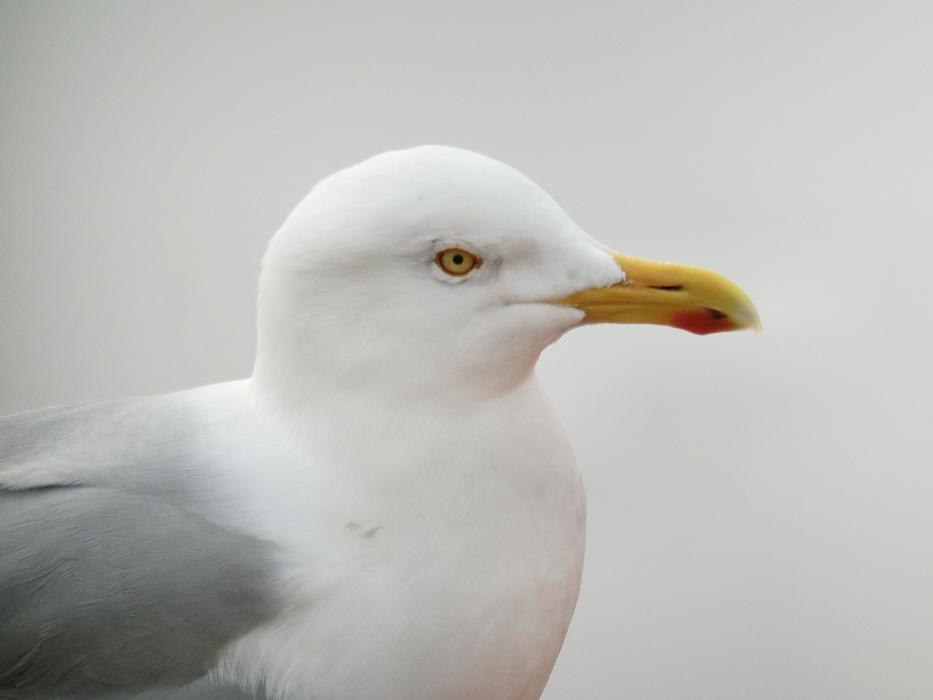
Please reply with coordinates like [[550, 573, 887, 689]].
[[0, 399, 282, 699]]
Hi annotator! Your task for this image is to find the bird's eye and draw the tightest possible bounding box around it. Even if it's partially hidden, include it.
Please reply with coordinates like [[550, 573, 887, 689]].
[[435, 248, 481, 276]]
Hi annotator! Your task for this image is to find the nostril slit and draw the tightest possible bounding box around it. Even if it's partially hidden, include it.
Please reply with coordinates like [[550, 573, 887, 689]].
[[650, 285, 684, 291], [706, 308, 727, 319]]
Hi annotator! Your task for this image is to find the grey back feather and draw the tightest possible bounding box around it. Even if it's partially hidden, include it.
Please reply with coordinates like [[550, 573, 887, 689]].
[[0, 395, 283, 698]]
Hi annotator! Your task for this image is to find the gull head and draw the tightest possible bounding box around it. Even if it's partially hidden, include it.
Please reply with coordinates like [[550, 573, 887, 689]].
[[253, 146, 758, 405]]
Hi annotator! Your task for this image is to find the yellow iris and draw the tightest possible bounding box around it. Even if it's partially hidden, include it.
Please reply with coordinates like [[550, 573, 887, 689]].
[[436, 248, 481, 276]]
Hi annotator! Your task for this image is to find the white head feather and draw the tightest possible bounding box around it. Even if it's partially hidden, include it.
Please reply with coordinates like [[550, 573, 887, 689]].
[[252, 145, 621, 410]]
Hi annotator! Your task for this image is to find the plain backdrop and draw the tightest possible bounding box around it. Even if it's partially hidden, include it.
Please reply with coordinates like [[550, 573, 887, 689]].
[[2, 2, 932, 698]]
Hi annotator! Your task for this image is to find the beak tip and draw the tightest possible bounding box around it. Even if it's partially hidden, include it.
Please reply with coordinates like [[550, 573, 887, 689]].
[[742, 304, 762, 335]]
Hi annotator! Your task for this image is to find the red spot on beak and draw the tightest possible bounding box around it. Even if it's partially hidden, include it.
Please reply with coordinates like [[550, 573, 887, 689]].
[[671, 309, 736, 335]]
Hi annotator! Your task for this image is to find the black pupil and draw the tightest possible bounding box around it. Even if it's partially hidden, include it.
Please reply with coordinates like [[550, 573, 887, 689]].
[[452, 254, 464, 266]]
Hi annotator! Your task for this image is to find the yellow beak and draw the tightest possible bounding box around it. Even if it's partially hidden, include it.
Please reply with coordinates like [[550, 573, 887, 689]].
[[554, 252, 760, 335]]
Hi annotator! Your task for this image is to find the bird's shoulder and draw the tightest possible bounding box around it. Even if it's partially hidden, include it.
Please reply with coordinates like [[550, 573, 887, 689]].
[[0, 382, 287, 698], [0, 382, 246, 492]]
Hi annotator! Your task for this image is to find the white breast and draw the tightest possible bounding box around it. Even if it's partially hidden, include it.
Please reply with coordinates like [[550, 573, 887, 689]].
[[210, 378, 586, 700]]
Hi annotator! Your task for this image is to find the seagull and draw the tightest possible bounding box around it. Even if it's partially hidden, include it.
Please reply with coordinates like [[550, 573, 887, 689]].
[[0, 146, 759, 700]]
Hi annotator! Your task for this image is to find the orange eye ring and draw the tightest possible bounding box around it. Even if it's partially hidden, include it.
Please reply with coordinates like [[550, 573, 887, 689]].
[[435, 248, 482, 276]]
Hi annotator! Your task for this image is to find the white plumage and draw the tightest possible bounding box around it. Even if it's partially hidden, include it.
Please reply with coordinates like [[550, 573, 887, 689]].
[[0, 145, 756, 699]]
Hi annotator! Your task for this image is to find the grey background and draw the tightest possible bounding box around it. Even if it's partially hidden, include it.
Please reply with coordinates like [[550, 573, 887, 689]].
[[2, 2, 932, 698]]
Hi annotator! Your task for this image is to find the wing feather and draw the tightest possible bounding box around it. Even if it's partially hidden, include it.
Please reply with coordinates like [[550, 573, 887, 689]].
[[0, 397, 281, 698]]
